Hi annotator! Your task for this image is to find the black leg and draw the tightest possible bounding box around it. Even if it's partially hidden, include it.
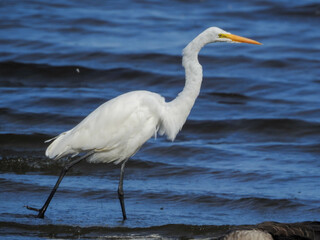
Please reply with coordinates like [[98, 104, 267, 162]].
[[118, 160, 128, 220], [26, 151, 93, 218]]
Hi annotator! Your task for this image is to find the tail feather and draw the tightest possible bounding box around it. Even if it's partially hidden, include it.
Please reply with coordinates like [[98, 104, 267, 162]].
[[44, 136, 58, 143], [45, 131, 76, 159]]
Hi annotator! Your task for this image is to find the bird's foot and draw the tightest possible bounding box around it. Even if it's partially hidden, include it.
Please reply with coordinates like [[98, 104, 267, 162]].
[[25, 205, 40, 212], [24, 206, 45, 218]]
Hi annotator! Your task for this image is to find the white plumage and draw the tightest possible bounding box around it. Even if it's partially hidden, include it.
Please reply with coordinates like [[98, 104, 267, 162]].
[[46, 91, 165, 164], [27, 27, 261, 220]]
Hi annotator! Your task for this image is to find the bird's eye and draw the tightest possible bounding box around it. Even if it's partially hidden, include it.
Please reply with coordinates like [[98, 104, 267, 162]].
[[218, 33, 228, 38]]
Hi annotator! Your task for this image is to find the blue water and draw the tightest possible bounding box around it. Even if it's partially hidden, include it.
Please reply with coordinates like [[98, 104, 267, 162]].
[[1, 0, 320, 239]]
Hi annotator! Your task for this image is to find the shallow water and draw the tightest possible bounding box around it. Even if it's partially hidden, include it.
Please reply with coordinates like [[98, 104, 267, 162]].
[[1, 0, 320, 239]]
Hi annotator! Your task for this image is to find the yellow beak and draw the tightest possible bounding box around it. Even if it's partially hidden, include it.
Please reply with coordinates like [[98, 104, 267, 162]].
[[220, 33, 262, 45]]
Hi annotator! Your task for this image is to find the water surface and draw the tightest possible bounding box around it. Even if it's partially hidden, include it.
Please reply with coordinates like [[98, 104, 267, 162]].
[[1, 0, 320, 239]]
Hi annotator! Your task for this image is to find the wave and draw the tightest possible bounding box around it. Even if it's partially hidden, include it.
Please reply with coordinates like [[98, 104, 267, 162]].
[[250, 2, 320, 18], [0, 133, 49, 146], [0, 60, 179, 88], [0, 220, 227, 239], [274, 3, 320, 17], [183, 118, 320, 138], [1, 219, 319, 239]]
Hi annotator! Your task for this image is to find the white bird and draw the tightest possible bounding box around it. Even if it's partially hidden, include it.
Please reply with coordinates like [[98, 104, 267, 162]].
[[26, 27, 261, 220]]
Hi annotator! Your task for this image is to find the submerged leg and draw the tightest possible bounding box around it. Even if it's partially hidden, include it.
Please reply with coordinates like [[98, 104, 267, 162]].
[[118, 160, 128, 220], [26, 152, 93, 218]]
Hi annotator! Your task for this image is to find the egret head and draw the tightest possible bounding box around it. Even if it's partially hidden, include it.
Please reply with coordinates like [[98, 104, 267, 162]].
[[206, 27, 262, 45]]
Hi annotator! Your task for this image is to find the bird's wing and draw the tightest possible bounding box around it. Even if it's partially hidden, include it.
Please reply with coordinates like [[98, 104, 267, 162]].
[[45, 91, 164, 160]]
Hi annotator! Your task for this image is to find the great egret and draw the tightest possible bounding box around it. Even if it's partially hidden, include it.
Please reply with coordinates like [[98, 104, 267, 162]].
[[26, 27, 261, 220]]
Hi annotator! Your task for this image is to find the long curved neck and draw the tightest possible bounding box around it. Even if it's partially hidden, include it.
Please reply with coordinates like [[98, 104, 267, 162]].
[[163, 32, 210, 140], [174, 32, 207, 107]]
